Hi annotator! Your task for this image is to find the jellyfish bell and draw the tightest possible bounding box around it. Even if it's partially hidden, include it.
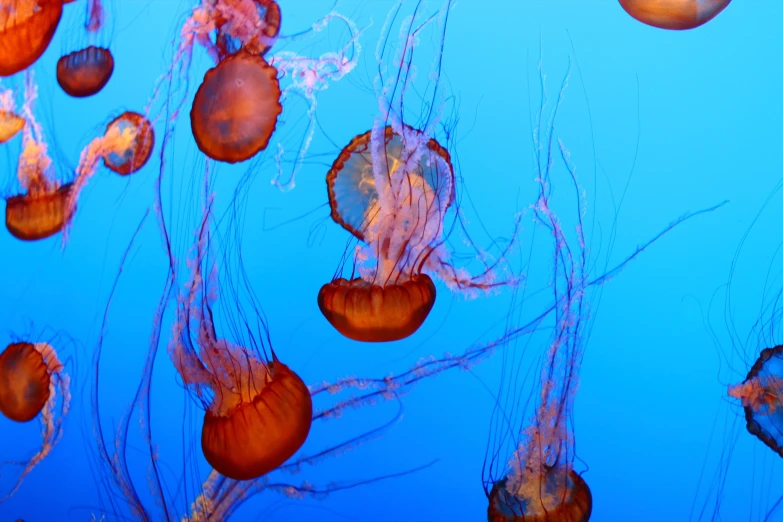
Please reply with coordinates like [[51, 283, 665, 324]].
[[488, 468, 593, 522], [618, 0, 731, 30], [0, 109, 24, 143], [319, 125, 454, 342], [102, 111, 154, 175], [56, 45, 114, 98], [728, 345, 783, 457], [5, 182, 74, 241], [0, 0, 63, 77], [190, 50, 282, 163], [318, 275, 437, 343], [200, 357, 313, 480], [0, 342, 52, 422]]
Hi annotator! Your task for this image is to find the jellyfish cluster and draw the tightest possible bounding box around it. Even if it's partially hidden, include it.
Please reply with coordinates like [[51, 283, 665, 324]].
[[1, 0, 770, 520]]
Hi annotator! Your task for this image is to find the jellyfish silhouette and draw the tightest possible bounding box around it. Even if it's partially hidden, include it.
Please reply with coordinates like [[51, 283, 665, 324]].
[[0, 340, 70, 502], [619, 0, 731, 30], [319, 1, 513, 342], [0, 0, 62, 77], [3, 73, 73, 241], [728, 346, 783, 457]]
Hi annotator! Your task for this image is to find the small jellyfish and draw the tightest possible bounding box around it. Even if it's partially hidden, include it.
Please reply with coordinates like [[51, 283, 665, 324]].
[[190, 51, 282, 163], [0, 0, 63, 76], [0, 340, 70, 501], [4, 73, 73, 241], [65, 110, 154, 226], [56, 45, 114, 98], [619, 0, 731, 30], [214, 0, 281, 59], [728, 345, 783, 457]]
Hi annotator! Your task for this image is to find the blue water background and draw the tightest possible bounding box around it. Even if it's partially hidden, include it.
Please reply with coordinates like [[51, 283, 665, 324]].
[[0, 1, 780, 520]]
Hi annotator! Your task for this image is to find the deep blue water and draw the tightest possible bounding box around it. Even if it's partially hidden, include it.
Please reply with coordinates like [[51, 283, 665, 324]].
[[0, 1, 779, 521]]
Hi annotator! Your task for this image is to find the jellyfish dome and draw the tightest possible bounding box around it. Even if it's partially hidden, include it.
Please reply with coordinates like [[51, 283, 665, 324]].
[[0, 342, 52, 422], [0, 0, 62, 76], [56, 45, 115, 98], [488, 468, 593, 522], [728, 345, 783, 457], [6, 182, 74, 241], [190, 51, 282, 163], [618, 0, 731, 30], [102, 111, 155, 175], [0, 109, 24, 143], [319, 125, 455, 342]]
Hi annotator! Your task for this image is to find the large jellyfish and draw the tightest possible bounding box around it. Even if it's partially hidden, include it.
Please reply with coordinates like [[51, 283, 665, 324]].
[[619, 0, 731, 30], [0, 339, 70, 502], [0, 0, 62, 77], [319, 1, 513, 342], [169, 224, 313, 480], [56, 0, 114, 97], [3, 73, 74, 241]]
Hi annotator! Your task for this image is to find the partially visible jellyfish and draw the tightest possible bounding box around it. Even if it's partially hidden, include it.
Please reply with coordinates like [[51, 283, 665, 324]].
[[0, 340, 70, 502], [319, 1, 512, 342], [728, 346, 783, 457], [0, 86, 24, 143], [619, 0, 731, 30], [64, 110, 154, 228], [56, 0, 114, 97], [0, 0, 63, 77], [484, 64, 594, 522], [3, 73, 73, 241]]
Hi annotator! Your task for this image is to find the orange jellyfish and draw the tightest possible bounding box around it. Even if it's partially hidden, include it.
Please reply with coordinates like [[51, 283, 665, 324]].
[[0, 0, 63, 77], [619, 0, 731, 30], [318, 3, 511, 342], [56, 0, 113, 97], [170, 216, 312, 480], [4, 73, 73, 241], [728, 345, 783, 457], [319, 126, 451, 342], [0, 86, 24, 143], [56, 45, 114, 98], [190, 50, 282, 163], [64, 110, 154, 227], [0, 340, 70, 501]]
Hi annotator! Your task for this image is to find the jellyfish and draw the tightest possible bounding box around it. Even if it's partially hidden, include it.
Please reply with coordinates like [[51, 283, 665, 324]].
[[0, 340, 70, 502], [0, 86, 24, 143], [3, 73, 73, 241], [56, 0, 114, 97], [0, 0, 62, 77], [484, 72, 595, 517], [728, 346, 783, 457], [319, 2, 512, 342], [618, 0, 731, 30], [190, 50, 282, 163], [64, 110, 154, 229]]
